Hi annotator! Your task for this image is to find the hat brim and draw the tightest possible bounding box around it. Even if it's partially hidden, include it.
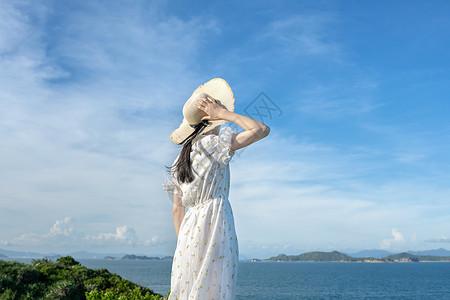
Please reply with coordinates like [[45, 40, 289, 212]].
[[170, 78, 235, 145]]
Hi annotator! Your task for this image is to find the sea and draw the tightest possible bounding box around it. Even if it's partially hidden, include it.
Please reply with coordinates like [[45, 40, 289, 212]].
[[5, 258, 450, 299]]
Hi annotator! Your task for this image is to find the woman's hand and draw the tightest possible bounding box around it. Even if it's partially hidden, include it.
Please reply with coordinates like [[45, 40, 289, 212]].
[[194, 96, 227, 121]]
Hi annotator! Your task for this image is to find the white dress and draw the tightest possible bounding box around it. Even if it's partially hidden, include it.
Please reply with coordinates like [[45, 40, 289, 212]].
[[163, 126, 239, 300]]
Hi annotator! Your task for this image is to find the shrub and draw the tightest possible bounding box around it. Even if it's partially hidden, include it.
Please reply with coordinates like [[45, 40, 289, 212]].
[[0, 258, 164, 300], [46, 279, 83, 300], [57, 256, 81, 267], [85, 287, 164, 300]]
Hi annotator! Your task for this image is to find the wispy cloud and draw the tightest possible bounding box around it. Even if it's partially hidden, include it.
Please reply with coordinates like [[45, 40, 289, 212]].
[[205, 11, 345, 89], [296, 80, 382, 118], [358, 122, 450, 173], [257, 13, 341, 57], [426, 237, 450, 243]]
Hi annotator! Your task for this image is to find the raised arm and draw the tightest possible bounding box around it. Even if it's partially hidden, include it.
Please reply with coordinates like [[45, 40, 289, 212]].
[[195, 96, 270, 151]]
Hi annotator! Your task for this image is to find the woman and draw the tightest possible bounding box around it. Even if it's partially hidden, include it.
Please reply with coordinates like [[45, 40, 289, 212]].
[[163, 78, 270, 299]]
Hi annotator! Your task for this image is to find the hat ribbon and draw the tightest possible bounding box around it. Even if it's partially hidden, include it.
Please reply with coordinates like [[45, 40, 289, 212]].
[[189, 120, 210, 128], [179, 120, 210, 145]]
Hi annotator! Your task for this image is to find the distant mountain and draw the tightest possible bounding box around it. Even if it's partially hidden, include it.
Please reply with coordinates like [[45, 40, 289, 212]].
[[0, 253, 8, 258], [409, 248, 450, 256], [0, 248, 58, 258], [347, 250, 392, 258]]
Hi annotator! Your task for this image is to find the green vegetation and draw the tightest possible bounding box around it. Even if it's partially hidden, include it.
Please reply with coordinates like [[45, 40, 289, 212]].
[[0, 256, 168, 300]]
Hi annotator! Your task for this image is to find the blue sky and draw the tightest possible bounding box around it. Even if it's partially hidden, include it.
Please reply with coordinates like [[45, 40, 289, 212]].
[[1, 0, 450, 259]]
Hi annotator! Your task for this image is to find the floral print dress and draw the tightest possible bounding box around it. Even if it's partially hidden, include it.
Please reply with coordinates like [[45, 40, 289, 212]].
[[163, 126, 239, 300]]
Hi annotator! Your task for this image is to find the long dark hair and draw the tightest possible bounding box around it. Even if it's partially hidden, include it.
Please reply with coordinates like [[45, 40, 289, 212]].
[[165, 120, 210, 184]]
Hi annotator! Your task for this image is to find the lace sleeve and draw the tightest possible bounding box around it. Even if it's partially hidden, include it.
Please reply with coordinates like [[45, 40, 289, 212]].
[[211, 126, 236, 165], [162, 155, 183, 205], [162, 172, 183, 198]]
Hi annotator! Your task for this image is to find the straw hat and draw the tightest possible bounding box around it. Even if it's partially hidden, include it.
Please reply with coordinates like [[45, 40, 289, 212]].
[[170, 78, 235, 145]]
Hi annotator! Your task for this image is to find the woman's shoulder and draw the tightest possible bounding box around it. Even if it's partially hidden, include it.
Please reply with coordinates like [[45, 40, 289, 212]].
[[193, 127, 236, 152], [193, 134, 213, 151]]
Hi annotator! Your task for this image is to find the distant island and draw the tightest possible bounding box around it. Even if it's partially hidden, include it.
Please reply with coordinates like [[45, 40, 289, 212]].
[[105, 254, 174, 260], [104, 256, 118, 260], [122, 255, 161, 260], [0, 248, 174, 260], [256, 251, 450, 263]]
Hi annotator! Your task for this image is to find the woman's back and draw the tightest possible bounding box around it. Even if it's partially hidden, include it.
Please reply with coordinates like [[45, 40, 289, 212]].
[[176, 126, 236, 208]]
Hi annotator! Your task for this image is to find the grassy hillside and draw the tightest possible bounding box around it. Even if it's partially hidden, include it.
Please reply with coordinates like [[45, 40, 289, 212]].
[[0, 256, 167, 300]]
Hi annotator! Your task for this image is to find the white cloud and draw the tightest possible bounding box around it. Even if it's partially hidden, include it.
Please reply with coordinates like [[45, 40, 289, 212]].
[[81, 225, 161, 248], [13, 217, 76, 245], [392, 228, 405, 242], [6, 217, 159, 251], [82, 225, 159, 247], [86, 225, 137, 243], [380, 228, 405, 250], [49, 217, 74, 237]]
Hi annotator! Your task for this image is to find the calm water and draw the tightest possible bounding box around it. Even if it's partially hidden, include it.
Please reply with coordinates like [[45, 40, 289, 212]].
[[6, 259, 450, 299]]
